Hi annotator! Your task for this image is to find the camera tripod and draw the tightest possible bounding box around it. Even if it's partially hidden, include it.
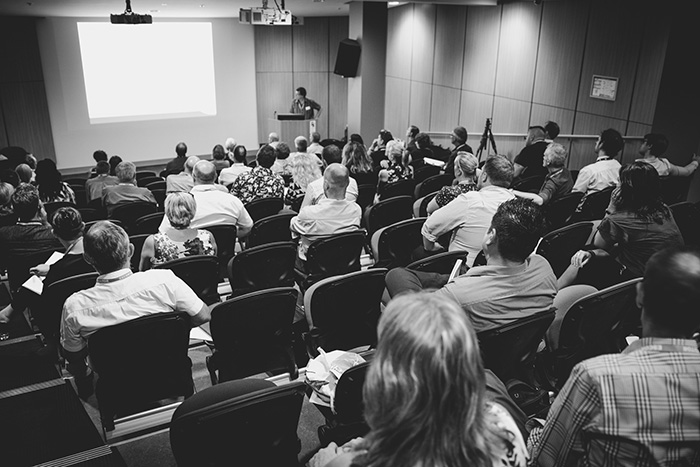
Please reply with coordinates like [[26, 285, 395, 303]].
[[475, 118, 497, 164]]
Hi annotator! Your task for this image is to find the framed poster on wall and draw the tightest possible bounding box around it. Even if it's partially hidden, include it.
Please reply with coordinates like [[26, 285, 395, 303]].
[[590, 75, 618, 101]]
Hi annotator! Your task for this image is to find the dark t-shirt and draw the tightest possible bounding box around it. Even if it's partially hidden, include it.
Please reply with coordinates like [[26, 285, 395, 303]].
[[444, 143, 474, 177], [165, 156, 186, 174], [514, 141, 549, 179], [0, 222, 62, 291], [44, 254, 94, 290], [349, 169, 378, 187]]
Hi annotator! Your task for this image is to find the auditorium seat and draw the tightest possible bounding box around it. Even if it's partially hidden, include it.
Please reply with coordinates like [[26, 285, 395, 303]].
[[406, 249, 468, 274], [128, 233, 150, 271], [544, 191, 584, 232], [536, 221, 594, 277], [153, 256, 220, 305], [132, 212, 164, 235], [378, 178, 417, 201], [205, 224, 238, 281], [370, 217, 426, 269], [246, 212, 295, 248], [294, 230, 367, 291], [244, 197, 283, 223], [568, 186, 614, 223], [412, 192, 437, 218], [227, 241, 296, 298], [363, 195, 413, 239], [109, 201, 158, 233], [414, 174, 453, 199]]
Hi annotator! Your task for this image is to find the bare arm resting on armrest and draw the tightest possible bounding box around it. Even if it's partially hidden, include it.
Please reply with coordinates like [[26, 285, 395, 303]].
[[190, 302, 211, 326]]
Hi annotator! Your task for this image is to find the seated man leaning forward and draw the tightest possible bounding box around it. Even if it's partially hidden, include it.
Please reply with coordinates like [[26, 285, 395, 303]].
[[290, 163, 361, 271], [421, 154, 515, 267], [60, 221, 211, 397], [386, 198, 557, 333]]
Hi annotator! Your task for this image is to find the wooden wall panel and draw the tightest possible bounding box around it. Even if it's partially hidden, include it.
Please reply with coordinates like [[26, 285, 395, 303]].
[[292, 18, 329, 73], [459, 90, 493, 137], [409, 81, 432, 132], [328, 17, 349, 77], [621, 122, 648, 165], [462, 6, 500, 95], [410, 4, 436, 85], [294, 72, 329, 139], [430, 85, 461, 133], [576, 0, 644, 120], [256, 72, 293, 143], [569, 112, 627, 169], [384, 77, 411, 137], [530, 104, 575, 136], [1, 82, 56, 159], [533, 1, 588, 110], [494, 3, 541, 101], [254, 26, 293, 72], [386, 5, 413, 80], [492, 96, 530, 134], [328, 73, 348, 140], [433, 5, 466, 89]]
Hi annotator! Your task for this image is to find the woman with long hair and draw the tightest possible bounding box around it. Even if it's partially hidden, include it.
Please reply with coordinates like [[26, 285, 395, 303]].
[[284, 152, 322, 205], [342, 141, 376, 186], [427, 151, 479, 214], [558, 161, 683, 290], [309, 292, 527, 467], [34, 159, 75, 204]]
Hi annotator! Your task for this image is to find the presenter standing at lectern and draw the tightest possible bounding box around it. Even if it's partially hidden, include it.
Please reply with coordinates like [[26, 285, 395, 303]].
[[290, 87, 321, 119]]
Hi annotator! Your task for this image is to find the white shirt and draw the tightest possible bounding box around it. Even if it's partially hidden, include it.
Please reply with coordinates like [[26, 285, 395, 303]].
[[61, 269, 203, 352], [290, 198, 361, 260], [572, 157, 621, 195], [307, 143, 324, 155], [301, 176, 359, 208], [218, 163, 251, 187], [635, 157, 672, 177], [422, 185, 515, 267], [158, 184, 254, 234], [166, 172, 194, 193]]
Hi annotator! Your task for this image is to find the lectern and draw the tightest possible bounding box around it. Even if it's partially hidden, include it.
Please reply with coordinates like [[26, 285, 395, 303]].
[[268, 117, 316, 145]]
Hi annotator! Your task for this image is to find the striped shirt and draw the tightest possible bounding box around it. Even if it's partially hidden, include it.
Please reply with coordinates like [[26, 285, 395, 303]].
[[529, 337, 700, 466]]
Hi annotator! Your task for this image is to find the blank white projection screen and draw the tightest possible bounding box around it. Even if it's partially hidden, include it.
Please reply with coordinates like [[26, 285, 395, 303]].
[[77, 22, 216, 124]]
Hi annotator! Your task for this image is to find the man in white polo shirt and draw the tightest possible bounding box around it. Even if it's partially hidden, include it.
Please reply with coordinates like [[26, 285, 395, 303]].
[[301, 145, 358, 208]]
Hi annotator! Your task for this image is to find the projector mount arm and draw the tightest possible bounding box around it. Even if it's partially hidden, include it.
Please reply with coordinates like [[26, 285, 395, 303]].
[[123, 0, 133, 14]]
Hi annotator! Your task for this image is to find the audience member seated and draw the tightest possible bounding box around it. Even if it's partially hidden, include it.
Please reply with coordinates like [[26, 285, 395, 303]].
[[223, 137, 236, 164], [404, 124, 419, 152], [0, 182, 15, 227], [211, 144, 230, 171], [230, 144, 285, 204], [376, 140, 413, 199], [219, 145, 250, 188], [89, 149, 108, 177], [284, 151, 322, 206], [528, 246, 700, 466], [572, 128, 623, 197], [512, 142, 573, 205], [303, 145, 359, 207], [108, 155, 122, 176], [308, 292, 527, 467], [140, 192, 217, 271], [270, 142, 292, 177], [386, 198, 556, 333], [0, 183, 62, 323], [349, 133, 365, 147], [417, 154, 515, 267], [166, 155, 199, 194], [60, 221, 211, 397], [442, 126, 473, 177], [35, 159, 76, 204], [165, 142, 188, 176], [635, 132, 699, 177], [427, 151, 478, 214], [367, 129, 393, 170], [159, 160, 253, 237], [408, 132, 432, 169], [15, 163, 33, 184], [290, 164, 361, 271], [544, 120, 560, 143], [559, 161, 683, 290], [267, 132, 280, 149], [513, 125, 549, 182], [342, 141, 377, 187], [85, 161, 118, 202], [308, 131, 324, 156], [102, 161, 157, 216]]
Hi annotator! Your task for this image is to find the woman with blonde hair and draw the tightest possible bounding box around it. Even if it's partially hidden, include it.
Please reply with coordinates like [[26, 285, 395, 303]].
[[139, 192, 217, 270], [376, 140, 413, 198], [427, 151, 479, 214], [342, 141, 376, 186], [284, 152, 322, 205], [309, 292, 527, 467]]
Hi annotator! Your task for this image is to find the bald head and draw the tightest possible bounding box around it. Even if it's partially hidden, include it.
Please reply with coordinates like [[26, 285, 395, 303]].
[[323, 163, 349, 199], [268, 132, 279, 143], [193, 160, 217, 184], [184, 155, 200, 174]]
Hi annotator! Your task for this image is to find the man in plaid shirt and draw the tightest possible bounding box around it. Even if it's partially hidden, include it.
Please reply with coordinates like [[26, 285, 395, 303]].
[[529, 245, 700, 466]]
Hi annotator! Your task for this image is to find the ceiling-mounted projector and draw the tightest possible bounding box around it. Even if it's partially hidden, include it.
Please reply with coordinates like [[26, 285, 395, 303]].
[[111, 0, 152, 24], [239, 0, 298, 25]]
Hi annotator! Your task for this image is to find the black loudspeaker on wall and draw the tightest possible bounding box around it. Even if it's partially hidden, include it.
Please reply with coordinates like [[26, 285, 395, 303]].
[[334, 39, 361, 78]]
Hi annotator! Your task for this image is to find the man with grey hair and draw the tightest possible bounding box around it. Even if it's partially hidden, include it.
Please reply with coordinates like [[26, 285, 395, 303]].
[[159, 160, 253, 237], [512, 142, 573, 205], [61, 221, 210, 398], [294, 135, 308, 154], [102, 160, 157, 216], [290, 163, 361, 270], [268, 132, 280, 149], [166, 155, 199, 193]]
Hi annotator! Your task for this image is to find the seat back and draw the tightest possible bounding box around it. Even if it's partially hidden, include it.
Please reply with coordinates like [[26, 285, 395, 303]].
[[333, 361, 371, 425], [545, 191, 584, 231], [413, 191, 438, 217], [145, 180, 166, 191], [70, 185, 88, 208], [289, 194, 305, 212], [302, 231, 367, 288], [135, 171, 157, 180], [169, 379, 306, 467], [371, 218, 426, 269], [570, 186, 614, 222], [477, 309, 555, 383], [554, 278, 642, 388], [536, 222, 594, 277], [132, 212, 164, 235], [379, 178, 417, 200], [208, 287, 298, 382], [303, 268, 387, 357], [153, 256, 220, 305], [670, 201, 700, 247], [512, 174, 545, 193], [77, 207, 102, 223], [128, 233, 150, 272], [89, 312, 194, 430], [137, 176, 163, 188], [152, 189, 167, 211], [38, 272, 99, 344], [413, 164, 441, 182], [356, 184, 376, 214], [228, 242, 297, 297], [247, 213, 295, 248], [363, 195, 413, 238], [5, 249, 57, 293], [414, 174, 453, 199], [64, 178, 87, 187], [406, 250, 468, 274], [205, 224, 238, 281], [659, 173, 693, 205], [244, 197, 283, 223], [109, 201, 158, 232]]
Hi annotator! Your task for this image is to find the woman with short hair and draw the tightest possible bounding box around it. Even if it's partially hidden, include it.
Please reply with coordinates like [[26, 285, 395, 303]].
[[139, 192, 217, 270]]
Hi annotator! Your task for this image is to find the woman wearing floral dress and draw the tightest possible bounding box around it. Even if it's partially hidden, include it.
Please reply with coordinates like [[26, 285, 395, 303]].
[[427, 151, 479, 214]]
